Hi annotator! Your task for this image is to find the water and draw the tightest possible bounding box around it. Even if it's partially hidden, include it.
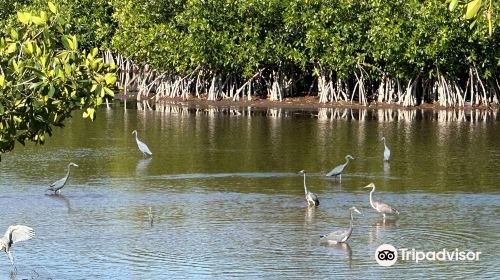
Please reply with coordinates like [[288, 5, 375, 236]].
[[0, 103, 499, 279]]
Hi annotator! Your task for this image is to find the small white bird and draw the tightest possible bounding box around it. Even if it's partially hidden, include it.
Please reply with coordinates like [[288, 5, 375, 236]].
[[299, 170, 319, 207], [132, 130, 153, 157], [0, 225, 35, 266], [381, 137, 391, 162]]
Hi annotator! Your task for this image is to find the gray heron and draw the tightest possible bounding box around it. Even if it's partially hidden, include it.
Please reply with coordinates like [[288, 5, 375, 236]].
[[364, 183, 399, 219], [325, 155, 355, 181], [132, 130, 152, 157], [0, 225, 35, 266], [381, 137, 391, 161], [320, 207, 362, 244], [47, 162, 78, 194], [299, 170, 319, 207]]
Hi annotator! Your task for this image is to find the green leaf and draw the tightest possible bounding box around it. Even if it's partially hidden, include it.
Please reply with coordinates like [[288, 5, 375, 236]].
[[104, 73, 117, 85], [10, 29, 18, 40], [17, 12, 31, 24], [48, 85, 55, 97], [48, 2, 57, 14], [104, 87, 114, 97], [87, 108, 95, 121], [448, 0, 458, 11], [6, 43, 17, 54], [61, 36, 71, 50], [465, 0, 481, 19], [32, 16, 45, 26], [0, 75, 4, 87]]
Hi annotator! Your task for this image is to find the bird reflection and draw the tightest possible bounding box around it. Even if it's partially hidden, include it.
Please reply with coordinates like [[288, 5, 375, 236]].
[[45, 193, 72, 213], [383, 161, 390, 174], [369, 218, 398, 242], [304, 206, 316, 224], [323, 242, 353, 268], [136, 158, 152, 174], [148, 206, 154, 228]]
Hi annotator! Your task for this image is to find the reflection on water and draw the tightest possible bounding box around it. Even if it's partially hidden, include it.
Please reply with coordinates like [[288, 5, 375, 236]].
[[323, 242, 353, 269], [369, 219, 398, 243], [0, 103, 499, 279], [136, 158, 152, 175], [134, 101, 499, 123], [45, 194, 72, 213]]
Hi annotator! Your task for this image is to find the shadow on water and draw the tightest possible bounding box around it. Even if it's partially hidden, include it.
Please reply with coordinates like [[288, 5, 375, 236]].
[[322, 243, 353, 269], [45, 193, 71, 213]]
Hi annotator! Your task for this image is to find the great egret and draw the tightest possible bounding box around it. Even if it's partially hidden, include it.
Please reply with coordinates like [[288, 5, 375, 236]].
[[132, 130, 152, 157]]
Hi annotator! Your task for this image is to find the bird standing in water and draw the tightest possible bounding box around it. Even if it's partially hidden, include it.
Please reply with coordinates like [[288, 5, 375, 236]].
[[320, 207, 362, 244], [364, 183, 399, 220], [47, 162, 78, 194], [381, 137, 391, 162], [326, 155, 355, 181], [132, 130, 152, 157], [299, 170, 319, 207]]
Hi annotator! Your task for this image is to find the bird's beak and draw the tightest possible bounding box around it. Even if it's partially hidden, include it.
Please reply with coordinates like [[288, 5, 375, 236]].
[[75, 164, 79, 167], [363, 183, 374, 189], [298, 170, 305, 174]]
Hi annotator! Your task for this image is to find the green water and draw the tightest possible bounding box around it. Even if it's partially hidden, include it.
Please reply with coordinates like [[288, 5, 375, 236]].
[[0, 103, 498, 279]]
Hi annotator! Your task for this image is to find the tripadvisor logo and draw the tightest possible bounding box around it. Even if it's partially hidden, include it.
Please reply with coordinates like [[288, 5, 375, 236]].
[[375, 244, 481, 267]]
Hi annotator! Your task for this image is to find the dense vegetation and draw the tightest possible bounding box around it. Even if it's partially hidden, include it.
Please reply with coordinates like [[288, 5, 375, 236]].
[[0, 2, 116, 155], [2, 0, 499, 111]]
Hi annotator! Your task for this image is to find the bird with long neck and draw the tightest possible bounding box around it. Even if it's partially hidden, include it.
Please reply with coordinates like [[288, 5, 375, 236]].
[[364, 183, 399, 220], [325, 154, 355, 181], [299, 170, 319, 207], [320, 207, 362, 244], [47, 162, 78, 194], [381, 137, 391, 161], [0, 225, 35, 268], [132, 130, 152, 157]]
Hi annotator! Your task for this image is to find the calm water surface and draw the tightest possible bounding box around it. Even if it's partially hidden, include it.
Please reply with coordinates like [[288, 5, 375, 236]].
[[0, 103, 499, 279]]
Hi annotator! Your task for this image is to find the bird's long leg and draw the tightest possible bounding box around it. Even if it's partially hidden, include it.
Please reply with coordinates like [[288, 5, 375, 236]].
[[7, 251, 14, 265]]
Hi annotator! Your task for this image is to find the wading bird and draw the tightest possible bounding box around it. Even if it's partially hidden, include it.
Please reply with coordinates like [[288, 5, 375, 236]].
[[320, 207, 362, 244], [381, 137, 391, 161], [299, 170, 319, 207], [325, 155, 355, 181], [132, 130, 152, 157], [0, 225, 35, 267], [364, 183, 399, 219], [47, 162, 78, 194]]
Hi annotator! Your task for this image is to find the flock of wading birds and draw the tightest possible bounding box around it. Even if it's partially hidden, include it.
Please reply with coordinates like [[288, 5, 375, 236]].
[[1, 131, 398, 269]]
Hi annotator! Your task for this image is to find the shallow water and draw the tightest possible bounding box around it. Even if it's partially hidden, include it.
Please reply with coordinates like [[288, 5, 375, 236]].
[[0, 103, 499, 279]]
